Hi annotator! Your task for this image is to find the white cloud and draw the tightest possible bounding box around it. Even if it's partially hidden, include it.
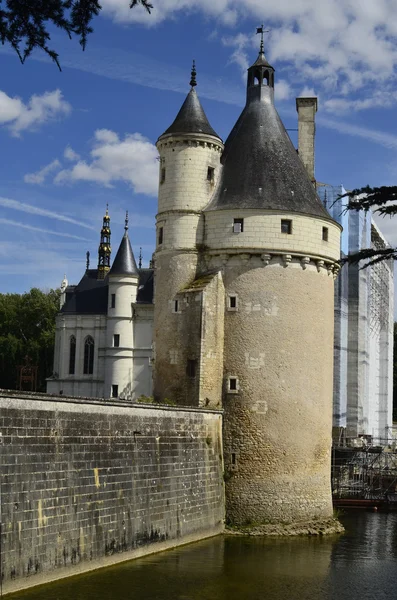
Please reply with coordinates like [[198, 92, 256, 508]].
[[0, 197, 95, 230], [55, 129, 159, 196], [318, 117, 397, 150], [0, 89, 71, 135], [24, 159, 61, 184], [64, 146, 80, 161]]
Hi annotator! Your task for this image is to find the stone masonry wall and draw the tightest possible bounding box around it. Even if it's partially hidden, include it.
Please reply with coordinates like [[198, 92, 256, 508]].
[[0, 391, 224, 593]]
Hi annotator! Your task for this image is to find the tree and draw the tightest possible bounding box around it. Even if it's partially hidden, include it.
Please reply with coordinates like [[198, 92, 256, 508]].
[[340, 185, 397, 266], [0, 0, 153, 70], [0, 288, 60, 391]]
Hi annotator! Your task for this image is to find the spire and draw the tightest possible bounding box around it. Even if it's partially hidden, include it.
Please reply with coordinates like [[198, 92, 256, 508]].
[[97, 205, 111, 280], [190, 60, 197, 87], [206, 44, 331, 220], [159, 62, 221, 140], [139, 247, 143, 269], [86, 251, 90, 271], [109, 212, 139, 277]]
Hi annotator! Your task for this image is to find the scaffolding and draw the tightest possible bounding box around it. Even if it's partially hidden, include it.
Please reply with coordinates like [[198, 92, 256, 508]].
[[332, 436, 397, 503]]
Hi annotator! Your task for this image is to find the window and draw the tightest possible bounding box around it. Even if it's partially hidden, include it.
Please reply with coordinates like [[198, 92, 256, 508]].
[[281, 219, 292, 234], [228, 376, 239, 393], [187, 359, 197, 378], [233, 218, 244, 233], [83, 336, 94, 375], [69, 336, 76, 375], [231, 453, 237, 465], [161, 167, 166, 183], [322, 227, 329, 242], [173, 300, 179, 313], [111, 293, 116, 309], [207, 167, 215, 182], [227, 295, 238, 311], [112, 385, 118, 398], [158, 226, 164, 245], [113, 334, 120, 348]]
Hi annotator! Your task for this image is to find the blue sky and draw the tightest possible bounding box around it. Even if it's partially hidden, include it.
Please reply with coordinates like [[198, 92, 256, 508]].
[[1, 0, 397, 296]]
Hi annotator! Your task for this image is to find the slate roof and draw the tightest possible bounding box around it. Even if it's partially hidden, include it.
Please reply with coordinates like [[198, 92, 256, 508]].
[[109, 232, 139, 277], [206, 75, 331, 220], [61, 268, 154, 314], [160, 88, 221, 140]]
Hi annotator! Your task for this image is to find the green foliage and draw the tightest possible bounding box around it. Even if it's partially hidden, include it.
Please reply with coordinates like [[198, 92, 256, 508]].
[[0, 0, 153, 70], [136, 395, 156, 404], [0, 288, 60, 391], [340, 185, 397, 267]]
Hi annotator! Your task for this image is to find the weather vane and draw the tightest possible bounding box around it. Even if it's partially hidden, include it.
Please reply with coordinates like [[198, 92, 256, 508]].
[[256, 25, 270, 54]]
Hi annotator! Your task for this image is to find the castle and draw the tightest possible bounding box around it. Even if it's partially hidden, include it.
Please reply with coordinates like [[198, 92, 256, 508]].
[[47, 39, 345, 528]]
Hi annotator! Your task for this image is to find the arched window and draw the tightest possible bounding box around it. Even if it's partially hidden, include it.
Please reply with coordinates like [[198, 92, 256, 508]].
[[263, 70, 269, 86], [69, 336, 76, 375], [253, 70, 261, 86], [83, 336, 94, 375]]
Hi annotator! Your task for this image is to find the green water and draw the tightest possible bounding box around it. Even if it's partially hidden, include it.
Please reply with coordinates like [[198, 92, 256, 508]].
[[12, 512, 397, 599]]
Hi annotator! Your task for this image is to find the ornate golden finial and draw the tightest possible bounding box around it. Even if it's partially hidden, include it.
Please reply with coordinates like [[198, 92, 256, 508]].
[[104, 203, 110, 221], [190, 60, 197, 88], [98, 205, 111, 279]]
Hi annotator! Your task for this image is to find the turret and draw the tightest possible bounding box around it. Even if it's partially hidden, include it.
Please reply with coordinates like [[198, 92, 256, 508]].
[[104, 212, 139, 399], [153, 62, 224, 401]]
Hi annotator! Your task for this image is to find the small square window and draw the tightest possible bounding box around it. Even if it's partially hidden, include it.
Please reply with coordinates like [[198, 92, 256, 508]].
[[227, 294, 238, 311], [112, 384, 118, 398], [158, 226, 164, 245], [113, 334, 120, 347], [187, 359, 197, 378], [281, 219, 292, 234], [228, 377, 239, 393], [161, 167, 166, 183], [233, 218, 244, 233], [207, 166, 215, 182], [111, 293, 116, 309], [322, 227, 329, 241]]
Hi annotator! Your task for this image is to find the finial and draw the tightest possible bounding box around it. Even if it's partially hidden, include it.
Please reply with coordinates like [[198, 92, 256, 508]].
[[139, 247, 143, 269], [125, 211, 129, 232], [190, 60, 197, 88], [256, 25, 269, 55], [86, 251, 90, 270], [106, 203, 109, 216]]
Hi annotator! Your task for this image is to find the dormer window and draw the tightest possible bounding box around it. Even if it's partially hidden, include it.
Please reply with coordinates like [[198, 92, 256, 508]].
[[233, 218, 244, 233]]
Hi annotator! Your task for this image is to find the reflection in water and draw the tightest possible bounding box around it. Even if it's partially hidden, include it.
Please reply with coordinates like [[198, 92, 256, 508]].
[[14, 513, 397, 600]]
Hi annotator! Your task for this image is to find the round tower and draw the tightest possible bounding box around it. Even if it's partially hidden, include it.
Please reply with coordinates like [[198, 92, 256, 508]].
[[205, 42, 342, 527], [105, 213, 139, 399], [153, 62, 224, 401]]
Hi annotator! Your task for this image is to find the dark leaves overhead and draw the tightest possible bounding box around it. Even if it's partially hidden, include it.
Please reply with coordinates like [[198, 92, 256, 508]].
[[0, 0, 153, 70]]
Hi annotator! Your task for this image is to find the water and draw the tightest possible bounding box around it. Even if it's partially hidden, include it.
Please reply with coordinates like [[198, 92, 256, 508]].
[[13, 512, 397, 599]]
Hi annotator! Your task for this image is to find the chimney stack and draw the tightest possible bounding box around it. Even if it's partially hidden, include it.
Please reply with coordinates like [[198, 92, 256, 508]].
[[296, 97, 318, 183]]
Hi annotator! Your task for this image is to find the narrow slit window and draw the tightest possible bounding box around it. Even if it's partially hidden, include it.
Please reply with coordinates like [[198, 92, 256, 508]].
[[161, 167, 166, 183], [158, 226, 164, 245], [233, 218, 244, 233], [281, 219, 292, 234], [111, 293, 116, 309], [112, 384, 118, 398], [187, 359, 197, 378], [228, 295, 238, 311], [228, 377, 238, 392], [322, 227, 329, 241], [173, 300, 179, 313], [69, 336, 76, 375], [231, 453, 236, 465], [83, 336, 94, 375], [207, 166, 215, 182], [113, 334, 120, 348]]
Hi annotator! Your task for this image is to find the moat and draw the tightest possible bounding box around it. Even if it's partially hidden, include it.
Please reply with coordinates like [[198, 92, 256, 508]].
[[12, 512, 397, 599]]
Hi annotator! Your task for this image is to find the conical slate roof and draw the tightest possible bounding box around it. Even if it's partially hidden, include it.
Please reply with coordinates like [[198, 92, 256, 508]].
[[206, 54, 330, 219], [109, 231, 138, 277], [160, 88, 221, 140]]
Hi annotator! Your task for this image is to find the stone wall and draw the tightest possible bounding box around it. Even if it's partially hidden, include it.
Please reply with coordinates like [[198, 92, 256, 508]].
[[0, 391, 224, 594]]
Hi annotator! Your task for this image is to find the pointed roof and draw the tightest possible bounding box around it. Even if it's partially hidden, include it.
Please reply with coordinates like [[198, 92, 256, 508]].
[[159, 62, 221, 140], [109, 213, 139, 277], [206, 49, 331, 219]]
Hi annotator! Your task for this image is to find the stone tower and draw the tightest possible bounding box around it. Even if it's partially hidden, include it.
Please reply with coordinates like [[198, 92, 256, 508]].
[[104, 213, 139, 399], [204, 44, 341, 526], [153, 62, 224, 402]]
